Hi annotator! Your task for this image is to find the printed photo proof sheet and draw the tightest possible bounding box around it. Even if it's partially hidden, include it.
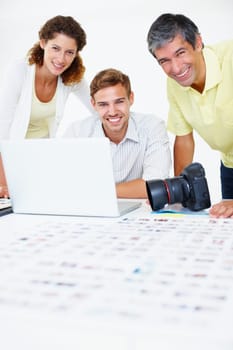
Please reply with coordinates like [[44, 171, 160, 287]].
[[0, 212, 233, 350]]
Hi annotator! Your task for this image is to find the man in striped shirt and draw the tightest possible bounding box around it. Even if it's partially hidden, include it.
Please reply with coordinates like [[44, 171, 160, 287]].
[[63, 68, 171, 198]]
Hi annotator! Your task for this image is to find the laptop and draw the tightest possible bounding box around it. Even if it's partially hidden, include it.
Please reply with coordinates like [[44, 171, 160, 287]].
[[0, 198, 12, 216], [0, 138, 141, 217]]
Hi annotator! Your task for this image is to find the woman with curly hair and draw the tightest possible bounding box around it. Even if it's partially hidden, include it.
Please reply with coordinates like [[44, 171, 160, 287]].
[[0, 15, 92, 197]]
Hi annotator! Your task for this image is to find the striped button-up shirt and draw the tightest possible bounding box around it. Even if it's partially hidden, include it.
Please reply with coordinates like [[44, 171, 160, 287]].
[[63, 112, 171, 183]]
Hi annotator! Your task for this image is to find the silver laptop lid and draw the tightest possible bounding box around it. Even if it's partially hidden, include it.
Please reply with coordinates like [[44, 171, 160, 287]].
[[1, 138, 123, 217]]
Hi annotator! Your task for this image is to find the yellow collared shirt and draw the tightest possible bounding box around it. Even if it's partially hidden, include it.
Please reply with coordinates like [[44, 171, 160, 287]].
[[167, 40, 233, 167]]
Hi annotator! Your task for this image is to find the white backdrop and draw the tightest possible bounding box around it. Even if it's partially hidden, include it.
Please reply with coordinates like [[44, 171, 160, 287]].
[[0, 0, 233, 202]]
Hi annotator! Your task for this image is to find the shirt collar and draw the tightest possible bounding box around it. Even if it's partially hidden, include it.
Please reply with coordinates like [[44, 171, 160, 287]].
[[94, 113, 139, 143], [203, 46, 222, 91], [123, 115, 139, 143]]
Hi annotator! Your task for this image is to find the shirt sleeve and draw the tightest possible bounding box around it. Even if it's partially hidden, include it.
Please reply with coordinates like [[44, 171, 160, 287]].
[[71, 78, 93, 114], [142, 115, 172, 180], [166, 78, 193, 136], [61, 115, 98, 138], [0, 59, 26, 139]]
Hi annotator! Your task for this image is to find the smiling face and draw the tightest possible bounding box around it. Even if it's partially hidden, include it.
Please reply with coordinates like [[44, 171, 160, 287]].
[[154, 34, 205, 92], [40, 33, 78, 76], [91, 83, 134, 143]]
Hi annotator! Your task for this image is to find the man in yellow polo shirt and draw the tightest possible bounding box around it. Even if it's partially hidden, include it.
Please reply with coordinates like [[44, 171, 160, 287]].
[[147, 13, 233, 218]]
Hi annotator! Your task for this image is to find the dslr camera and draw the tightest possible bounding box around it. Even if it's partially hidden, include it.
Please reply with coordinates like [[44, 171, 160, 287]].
[[146, 162, 211, 211]]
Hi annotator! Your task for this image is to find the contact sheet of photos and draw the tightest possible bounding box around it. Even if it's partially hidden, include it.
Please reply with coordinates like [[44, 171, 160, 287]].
[[1, 215, 233, 342]]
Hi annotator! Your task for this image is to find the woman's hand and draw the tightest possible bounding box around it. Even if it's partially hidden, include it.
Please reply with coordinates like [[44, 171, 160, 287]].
[[0, 155, 9, 198], [0, 184, 9, 198]]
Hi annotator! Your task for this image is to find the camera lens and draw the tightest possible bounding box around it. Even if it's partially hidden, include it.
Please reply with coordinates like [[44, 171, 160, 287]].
[[146, 162, 211, 212], [165, 177, 189, 204], [146, 179, 168, 211], [146, 177, 189, 211]]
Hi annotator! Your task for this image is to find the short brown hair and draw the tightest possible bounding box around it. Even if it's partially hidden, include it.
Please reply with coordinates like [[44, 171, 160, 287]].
[[90, 68, 132, 98]]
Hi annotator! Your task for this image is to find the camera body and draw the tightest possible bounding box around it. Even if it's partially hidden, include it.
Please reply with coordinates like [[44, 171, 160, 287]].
[[146, 162, 211, 211]]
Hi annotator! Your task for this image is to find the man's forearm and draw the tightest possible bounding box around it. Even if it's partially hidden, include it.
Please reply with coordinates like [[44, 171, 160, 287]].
[[116, 179, 147, 198], [174, 133, 194, 175]]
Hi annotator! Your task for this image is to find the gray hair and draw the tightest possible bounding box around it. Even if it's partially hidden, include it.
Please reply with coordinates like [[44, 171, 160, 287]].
[[147, 13, 201, 57]]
